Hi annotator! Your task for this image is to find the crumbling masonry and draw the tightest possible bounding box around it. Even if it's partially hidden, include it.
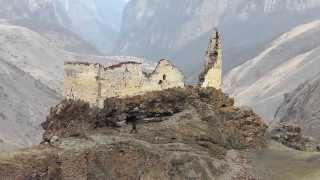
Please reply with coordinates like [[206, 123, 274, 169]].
[[64, 59, 185, 107], [64, 30, 222, 107], [199, 30, 222, 88]]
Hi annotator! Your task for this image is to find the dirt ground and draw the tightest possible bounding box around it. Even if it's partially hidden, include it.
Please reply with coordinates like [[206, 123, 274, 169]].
[[247, 141, 320, 180]]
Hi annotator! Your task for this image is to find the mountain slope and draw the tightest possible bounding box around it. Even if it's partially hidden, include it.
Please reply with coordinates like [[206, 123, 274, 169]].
[[0, 24, 156, 149], [114, 0, 320, 81], [223, 20, 320, 122], [0, 0, 97, 54], [50, 0, 128, 53], [0, 25, 66, 91], [273, 73, 320, 140], [0, 24, 69, 147], [0, 57, 60, 147], [0, 0, 128, 53]]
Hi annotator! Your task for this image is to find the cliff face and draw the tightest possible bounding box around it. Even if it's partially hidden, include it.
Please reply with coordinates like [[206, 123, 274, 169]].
[[114, 0, 320, 81], [0, 87, 267, 179], [273, 73, 320, 141]]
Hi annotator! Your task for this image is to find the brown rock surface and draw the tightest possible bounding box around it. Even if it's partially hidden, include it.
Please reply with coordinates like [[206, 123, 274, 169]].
[[271, 123, 319, 152], [0, 87, 267, 179]]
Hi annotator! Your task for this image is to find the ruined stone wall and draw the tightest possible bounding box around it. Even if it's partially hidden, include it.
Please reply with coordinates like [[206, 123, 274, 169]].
[[145, 59, 185, 91], [201, 50, 222, 89], [64, 63, 99, 105], [64, 31, 223, 106], [64, 60, 185, 107], [199, 31, 222, 89], [98, 62, 145, 106]]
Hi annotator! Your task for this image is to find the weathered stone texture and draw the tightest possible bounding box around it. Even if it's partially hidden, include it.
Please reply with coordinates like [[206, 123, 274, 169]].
[[147, 59, 185, 90], [201, 59, 222, 88], [45, 87, 267, 150], [64, 60, 185, 107], [64, 63, 100, 105], [199, 31, 222, 89], [64, 30, 223, 107]]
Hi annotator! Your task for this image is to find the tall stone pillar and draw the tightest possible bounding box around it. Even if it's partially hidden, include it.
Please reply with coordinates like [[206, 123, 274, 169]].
[[199, 30, 222, 89]]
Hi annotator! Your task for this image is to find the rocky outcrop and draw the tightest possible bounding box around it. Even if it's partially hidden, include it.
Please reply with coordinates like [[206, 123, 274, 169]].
[[271, 123, 319, 152], [0, 135, 258, 180], [44, 87, 267, 149], [0, 87, 267, 179]]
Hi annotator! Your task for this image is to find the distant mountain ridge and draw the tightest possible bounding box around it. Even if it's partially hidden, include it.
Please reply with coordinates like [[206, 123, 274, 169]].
[[114, 0, 320, 82], [223, 20, 320, 122], [0, 0, 128, 53]]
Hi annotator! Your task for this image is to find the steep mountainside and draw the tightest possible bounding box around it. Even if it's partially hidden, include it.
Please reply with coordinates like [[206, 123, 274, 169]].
[[0, 0, 128, 53], [0, 57, 60, 147], [223, 21, 320, 122], [273, 73, 320, 140], [0, 24, 68, 147], [0, 25, 66, 91], [114, 0, 320, 81]]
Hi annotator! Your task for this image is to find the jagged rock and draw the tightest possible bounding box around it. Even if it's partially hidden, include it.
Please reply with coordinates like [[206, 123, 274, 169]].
[[271, 123, 320, 152], [0, 87, 267, 179]]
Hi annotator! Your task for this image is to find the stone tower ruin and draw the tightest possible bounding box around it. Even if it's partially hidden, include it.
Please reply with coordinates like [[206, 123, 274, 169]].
[[199, 30, 222, 89]]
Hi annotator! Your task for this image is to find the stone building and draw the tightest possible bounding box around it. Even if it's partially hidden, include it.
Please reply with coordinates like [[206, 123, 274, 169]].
[[64, 30, 222, 107], [64, 59, 185, 107], [199, 30, 222, 89]]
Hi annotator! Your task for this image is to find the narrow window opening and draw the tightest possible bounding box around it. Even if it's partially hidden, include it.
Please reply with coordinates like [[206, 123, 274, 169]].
[[158, 80, 163, 85], [163, 74, 167, 80]]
